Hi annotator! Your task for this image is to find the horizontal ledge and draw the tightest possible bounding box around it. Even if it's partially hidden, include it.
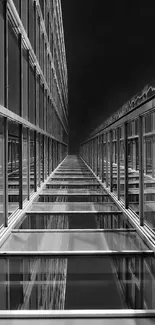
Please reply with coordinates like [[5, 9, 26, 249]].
[[0, 250, 153, 256], [0, 105, 67, 145], [51, 175, 95, 177], [0, 309, 155, 318], [26, 211, 122, 214], [46, 184, 100, 186], [11, 228, 136, 233], [39, 193, 108, 196]]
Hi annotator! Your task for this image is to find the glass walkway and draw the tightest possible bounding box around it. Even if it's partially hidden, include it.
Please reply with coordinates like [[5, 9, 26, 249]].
[[0, 155, 155, 324]]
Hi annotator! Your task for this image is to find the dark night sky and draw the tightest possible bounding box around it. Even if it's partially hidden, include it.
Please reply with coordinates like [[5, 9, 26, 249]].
[[61, 0, 155, 153]]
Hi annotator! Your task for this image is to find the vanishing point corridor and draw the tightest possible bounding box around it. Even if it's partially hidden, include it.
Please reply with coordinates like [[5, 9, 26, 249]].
[[1, 0, 155, 324]]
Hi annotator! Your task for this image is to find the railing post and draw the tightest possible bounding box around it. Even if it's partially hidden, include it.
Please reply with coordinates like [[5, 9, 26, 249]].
[[42, 135, 45, 182], [106, 133, 108, 187], [117, 127, 120, 200], [34, 131, 37, 191], [4, 118, 8, 227], [27, 128, 30, 200], [19, 124, 23, 209], [139, 115, 144, 226], [99, 135, 102, 179], [124, 122, 128, 209], [95, 138, 97, 175], [4, 0, 8, 227], [110, 130, 113, 192]]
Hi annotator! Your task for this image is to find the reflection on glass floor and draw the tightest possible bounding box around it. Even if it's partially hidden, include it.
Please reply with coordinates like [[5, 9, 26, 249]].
[[0, 155, 154, 314], [16, 213, 133, 229], [0, 255, 154, 310], [0, 230, 148, 252]]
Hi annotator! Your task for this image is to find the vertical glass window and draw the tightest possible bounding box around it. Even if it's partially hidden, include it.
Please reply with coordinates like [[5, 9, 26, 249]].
[[57, 142, 59, 165], [36, 74, 40, 127], [0, 117, 4, 227], [50, 139, 53, 173], [36, 133, 40, 187], [144, 111, 155, 229], [0, 2, 4, 106], [29, 0, 35, 50], [128, 118, 139, 214], [22, 48, 28, 120], [39, 84, 44, 129], [40, 135, 44, 182], [30, 131, 35, 194], [107, 132, 110, 187], [112, 129, 117, 192], [119, 126, 125, 201], [23, 128, 28, 202], [8, 121, 19, 216], [128, 121, 133, 170], [36, 14, 40, 62], [29, 64, 35, 125], [96, 137, 99, 176], [21, 0, 28, 32], [8, 22, 20, 115], [47, 138, 52, 176], [44, 137, 48, 179], [44, 44, 47, 80], [44, 93, 47, 132], [48, 102, 52, 134], [40, 33, 44, 71], [52, 140, 55, 170]]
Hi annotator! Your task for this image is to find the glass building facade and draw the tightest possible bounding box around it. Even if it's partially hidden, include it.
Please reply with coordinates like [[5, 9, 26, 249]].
[[80, 91, 155, 232], [0, 0, 68, 228], [1, 1, 155, 324]]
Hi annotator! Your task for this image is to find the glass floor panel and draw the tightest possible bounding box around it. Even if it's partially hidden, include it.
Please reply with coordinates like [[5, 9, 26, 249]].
[[50, 179, 98, 183], [0, 255, 153, 310], [41, 188, 107, 194], [54, 172, 93, 175], [29, 202, 120, 213], [0, 231, 149, 251], [48, 179, 99, 184], [16, 213, 133, 230], [46, 183, 101, 189], [37, 195, 113, 203]]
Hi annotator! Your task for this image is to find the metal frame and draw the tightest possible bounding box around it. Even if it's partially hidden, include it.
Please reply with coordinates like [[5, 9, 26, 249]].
[[106, 132, 108, 187], [139, 115, 144, 226], [110, 130, 113, 192], [0, 250, 152, 257], [124, 122, 128, 209], [11, 228, 137, 233], [0, 309, 155, 318], [19, 124, 23, 209], [4, 117, 8, 227]]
